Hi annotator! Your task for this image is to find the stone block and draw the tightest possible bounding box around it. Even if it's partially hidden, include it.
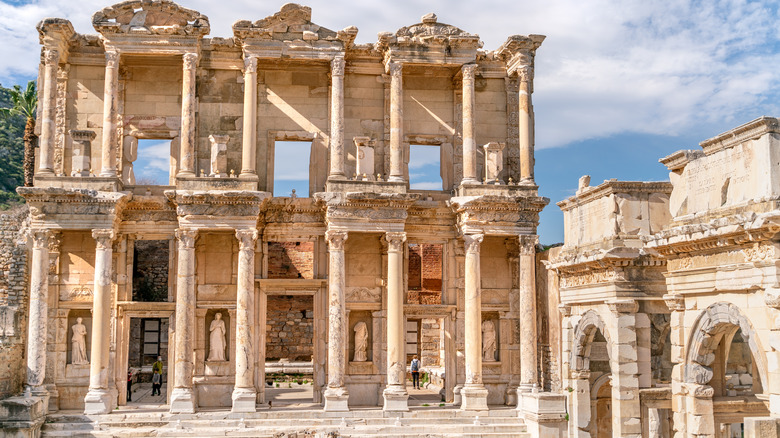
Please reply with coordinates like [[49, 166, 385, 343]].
[[744, 417, 780, 438]]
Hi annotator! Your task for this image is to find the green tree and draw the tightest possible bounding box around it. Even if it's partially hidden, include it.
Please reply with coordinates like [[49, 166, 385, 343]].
[[0, 81, 37, 187]]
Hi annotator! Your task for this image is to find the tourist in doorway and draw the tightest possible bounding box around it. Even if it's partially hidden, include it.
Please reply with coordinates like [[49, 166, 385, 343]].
[[152, 369, 162, 396], [410, 355, 420, 390], [126, 370, 133, 401], [152, 356, 164, 375]]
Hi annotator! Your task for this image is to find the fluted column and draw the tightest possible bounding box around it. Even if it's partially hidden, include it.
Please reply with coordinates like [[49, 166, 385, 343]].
[[177, 52, 198, 178], [84, 229, 116, 414], [328, 56, 346, 179], [38, 49, 60, 176], [388, 61, 404, 182], [24, 230, 51, 398], [461, 64, 478, 184], [383, 232, 408, 411], [461, 233, 488, 411], [170, 228, 198, 413], [232, 228, 258, 412], [240, 56, 258, 180], [99, 50, 119, 177], [518, 66, 534, 183], [324, 230, 349, 411], [517, 235, 538, 394]]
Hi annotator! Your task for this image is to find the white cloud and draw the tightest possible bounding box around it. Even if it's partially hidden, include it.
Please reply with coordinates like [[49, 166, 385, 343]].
[[410, 181, 442, 190], [2, 0, 779, 150]]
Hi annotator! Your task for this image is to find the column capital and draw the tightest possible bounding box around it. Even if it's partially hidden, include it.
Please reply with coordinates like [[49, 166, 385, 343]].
[[518, 234, 538, 255], [387, 61, 403, 77], [570, 369, 590, 380], [175, 228, 199, 249], [516, 65, 533, 83], [384, 232, 407, 252], [104, 50, 119, 69], [44, 48, 60, 65], [31, 229, 51, 249], [235, 228, 258, 250], [243, 56, 257, 74], [461, 63, 477, 80], [607, 298, 638, 315], [325, 230, 348, 251], [182, 52, 199, 70], [663, 293, 685, 312], [91, 229, 116, 250], [463, 233, 484, 254], [558, 303, 572, 318], [331, 56, 345, 77]]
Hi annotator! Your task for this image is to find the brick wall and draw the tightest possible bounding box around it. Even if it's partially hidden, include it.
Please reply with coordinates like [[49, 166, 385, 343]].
[[407, 243, 442, 304], [0, 205, 29, 400], [265, 295, 314, 361], [133, 240, 169, 302], [267, 241, 314, 279]]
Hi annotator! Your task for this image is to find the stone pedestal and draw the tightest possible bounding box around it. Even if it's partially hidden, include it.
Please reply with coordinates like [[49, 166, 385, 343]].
[[519, 392, 568, 438], [170, 229, 198, 413], [462, 233, 488, 411], [232, 228, 258, 413], [354, 137, 374, 180], [84, 229, 116, 414], [0, 396, 48, 438], [483, 142, 505, 184], [69, 130, 95, 177], [383, 232, 408, 411], [324, 230, 349, 411], [387, 62, 404, 182], [209, 135, 229, 177]]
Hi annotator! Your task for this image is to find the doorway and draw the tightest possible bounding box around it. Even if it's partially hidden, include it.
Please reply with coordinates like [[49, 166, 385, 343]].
[[126, 317, 169, 406]]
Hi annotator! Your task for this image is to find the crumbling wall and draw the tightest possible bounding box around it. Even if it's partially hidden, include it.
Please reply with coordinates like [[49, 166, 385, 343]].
[[0, 205, 29, 400], [132, 240, 169, 302], [267, 241, 314, 279], [265, 295, 314, 361], [407, 243, 442, 305]]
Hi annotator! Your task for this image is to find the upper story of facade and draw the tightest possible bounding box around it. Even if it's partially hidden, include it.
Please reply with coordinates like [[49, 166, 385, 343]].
[[33, 1, 545, 208]]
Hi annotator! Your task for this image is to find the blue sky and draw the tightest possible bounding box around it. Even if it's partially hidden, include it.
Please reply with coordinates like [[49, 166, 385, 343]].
[[2, 0, 779, 244]]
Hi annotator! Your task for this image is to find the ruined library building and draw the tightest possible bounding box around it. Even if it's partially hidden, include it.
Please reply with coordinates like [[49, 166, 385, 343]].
[[0, 1, 778, 437]]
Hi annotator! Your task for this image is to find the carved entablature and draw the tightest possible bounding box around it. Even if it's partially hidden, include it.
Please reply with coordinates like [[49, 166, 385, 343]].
[[495, 34, 545, 78], [233, 3, 357, 60], [316, 192, 419, 233], [376, 13, 481, 66], [92, 0, 209, 37], [36, 18, 76, 62], [17, 187, 129, 230], [450, 194, 548, 236], [164, 189, 270, 228]]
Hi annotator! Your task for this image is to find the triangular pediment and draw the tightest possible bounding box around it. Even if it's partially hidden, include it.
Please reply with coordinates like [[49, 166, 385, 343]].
[[92, 0, 209, 37], [232, 3, 357, 46]]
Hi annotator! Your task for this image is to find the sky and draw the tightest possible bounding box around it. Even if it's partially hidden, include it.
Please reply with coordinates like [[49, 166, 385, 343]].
[[2, 0, 779, 244]]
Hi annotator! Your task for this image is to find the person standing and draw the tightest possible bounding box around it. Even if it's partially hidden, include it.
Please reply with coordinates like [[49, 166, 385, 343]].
[[126, 370, 133, 402], [152, 356, 164, 375], [151, 369, 162, 396], [410, 355, 420, 390]]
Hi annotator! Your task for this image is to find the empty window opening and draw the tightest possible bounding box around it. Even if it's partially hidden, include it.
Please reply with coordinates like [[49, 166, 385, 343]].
[[267, 241, 314, 279], [723, 328, 760, 396], [133, 139, 172, 185], [409, 144, 442, 190], [128, 317, 169, 369], [274, 141, 311, 197], [132, 240, 170, 302], [407, 243, 442, 304]]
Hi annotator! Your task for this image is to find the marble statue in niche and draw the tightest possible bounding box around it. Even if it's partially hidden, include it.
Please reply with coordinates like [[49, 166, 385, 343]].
[[71, 317, 89, 365], [208, 312, 226, 361], [482, 319, 497, 362], [353, 321, 368, 362]]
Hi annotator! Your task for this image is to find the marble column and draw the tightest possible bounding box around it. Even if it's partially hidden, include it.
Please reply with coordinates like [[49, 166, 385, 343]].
[[518, 66, 534, 183], [328, 56, 346, 179], [232, 228, 258, 412], [461, 64, 478, 184], [177, 52, 198, 178], [38, 49, 59, 176], [461, 233, 488, 410], [170, 228, 198, 413], [383, 232, 408, 411], [517, 234, 538, 394], [388, 61, 404, 182], [240, 56, 258, 180], [24, 230, 51, 399], [324, 230, 349, 411], [99, 50, 119, 178], [84, 229, 116, 414]]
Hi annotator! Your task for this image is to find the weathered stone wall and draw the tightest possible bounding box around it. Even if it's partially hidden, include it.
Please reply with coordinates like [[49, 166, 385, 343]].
[[407, 243, 442, 304], [0, 205, 29, 400], [265, 295, 314, 361], [267, 241, 314, 279], [132, 240, 169, 302], [420, 318, 441, 367]]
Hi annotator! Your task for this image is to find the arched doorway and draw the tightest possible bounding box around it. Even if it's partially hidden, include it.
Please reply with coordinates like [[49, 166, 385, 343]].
[[570, 310, 613, 438]]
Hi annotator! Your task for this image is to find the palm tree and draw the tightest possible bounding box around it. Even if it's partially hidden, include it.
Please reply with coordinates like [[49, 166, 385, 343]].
[[0, 81, 37, 187]]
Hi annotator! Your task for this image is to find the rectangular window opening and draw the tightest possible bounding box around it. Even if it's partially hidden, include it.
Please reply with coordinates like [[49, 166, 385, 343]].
[[132, 240, 170, 302], [274, 141, 311, 197], [267, 241, 315, 279], [134, 139, 172, 185], [407, 243, 442, 305], [409, 144, 442, 190]]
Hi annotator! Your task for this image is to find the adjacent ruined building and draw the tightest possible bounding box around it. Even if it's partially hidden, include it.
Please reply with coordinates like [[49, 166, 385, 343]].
[[1, 1, 779, 437]]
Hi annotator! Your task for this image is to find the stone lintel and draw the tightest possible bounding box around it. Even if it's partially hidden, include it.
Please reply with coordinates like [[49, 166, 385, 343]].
[[176, 176, 260, 191], [324, 179, 407, 194], [31, 175, 124, 192]]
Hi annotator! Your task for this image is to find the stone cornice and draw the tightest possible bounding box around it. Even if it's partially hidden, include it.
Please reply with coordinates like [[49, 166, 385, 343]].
[[36, 18, 76, 64], [17, 187, 129, 230], [699, 116, 780, 156], [449, 194, 548, 235], [495, 34, 545, 76], [317, 192, 420, 232], [92, 0, 209, 37], [377, 13, 481, 66], [658, 149, 704, 172], [557, 180, 672, 211]]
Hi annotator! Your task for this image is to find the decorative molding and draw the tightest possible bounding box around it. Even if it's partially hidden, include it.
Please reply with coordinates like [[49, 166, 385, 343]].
[[175, 228, 198, 249], [325, 230, 348, 251], [463, 233, 484, 255], [235, 228, 258, 250], [607, 299, 638, 315], [663, 294, 685, 312]]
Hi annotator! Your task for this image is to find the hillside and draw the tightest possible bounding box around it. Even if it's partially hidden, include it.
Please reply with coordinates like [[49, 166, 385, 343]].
[[0, 83, 26, 209]]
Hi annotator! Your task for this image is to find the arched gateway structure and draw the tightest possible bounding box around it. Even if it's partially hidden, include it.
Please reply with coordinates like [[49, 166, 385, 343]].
[[3, 1, 568, 434]]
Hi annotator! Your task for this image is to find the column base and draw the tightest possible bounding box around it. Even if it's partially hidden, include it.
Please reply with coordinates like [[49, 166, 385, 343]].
[[382, 386, 409, 412], [83, 388, 116, 415], [323, 386, 349, 412], [518, 392, 568, 438], [231, 387, 256, 413], [238, 172, 259, 181], [460, 385, 489, 411], [453, 384, 463, 406], [169, 388, 197, 414], [99, 170, 118, 178], [388, 176, 404, 183]]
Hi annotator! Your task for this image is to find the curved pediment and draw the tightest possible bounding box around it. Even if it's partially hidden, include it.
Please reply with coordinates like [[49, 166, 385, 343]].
[[92, 0, 209, 36], [377, 13, 481, 65], [395, 13, 475, 40]]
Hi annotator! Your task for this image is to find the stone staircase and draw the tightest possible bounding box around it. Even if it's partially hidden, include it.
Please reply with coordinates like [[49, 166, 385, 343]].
[[41, 408, 529, 437]]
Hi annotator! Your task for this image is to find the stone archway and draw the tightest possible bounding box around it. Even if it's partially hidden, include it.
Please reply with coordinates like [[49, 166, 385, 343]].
[[682, 302, 769, 436], [569, 310, 612, 438]]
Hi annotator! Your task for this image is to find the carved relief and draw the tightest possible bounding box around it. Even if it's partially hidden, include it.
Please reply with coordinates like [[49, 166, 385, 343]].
[[743, 242, 774, 262], [61, 285, 94, 302], [346, 287, 381, 303], [560, 269, 623, 288]]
